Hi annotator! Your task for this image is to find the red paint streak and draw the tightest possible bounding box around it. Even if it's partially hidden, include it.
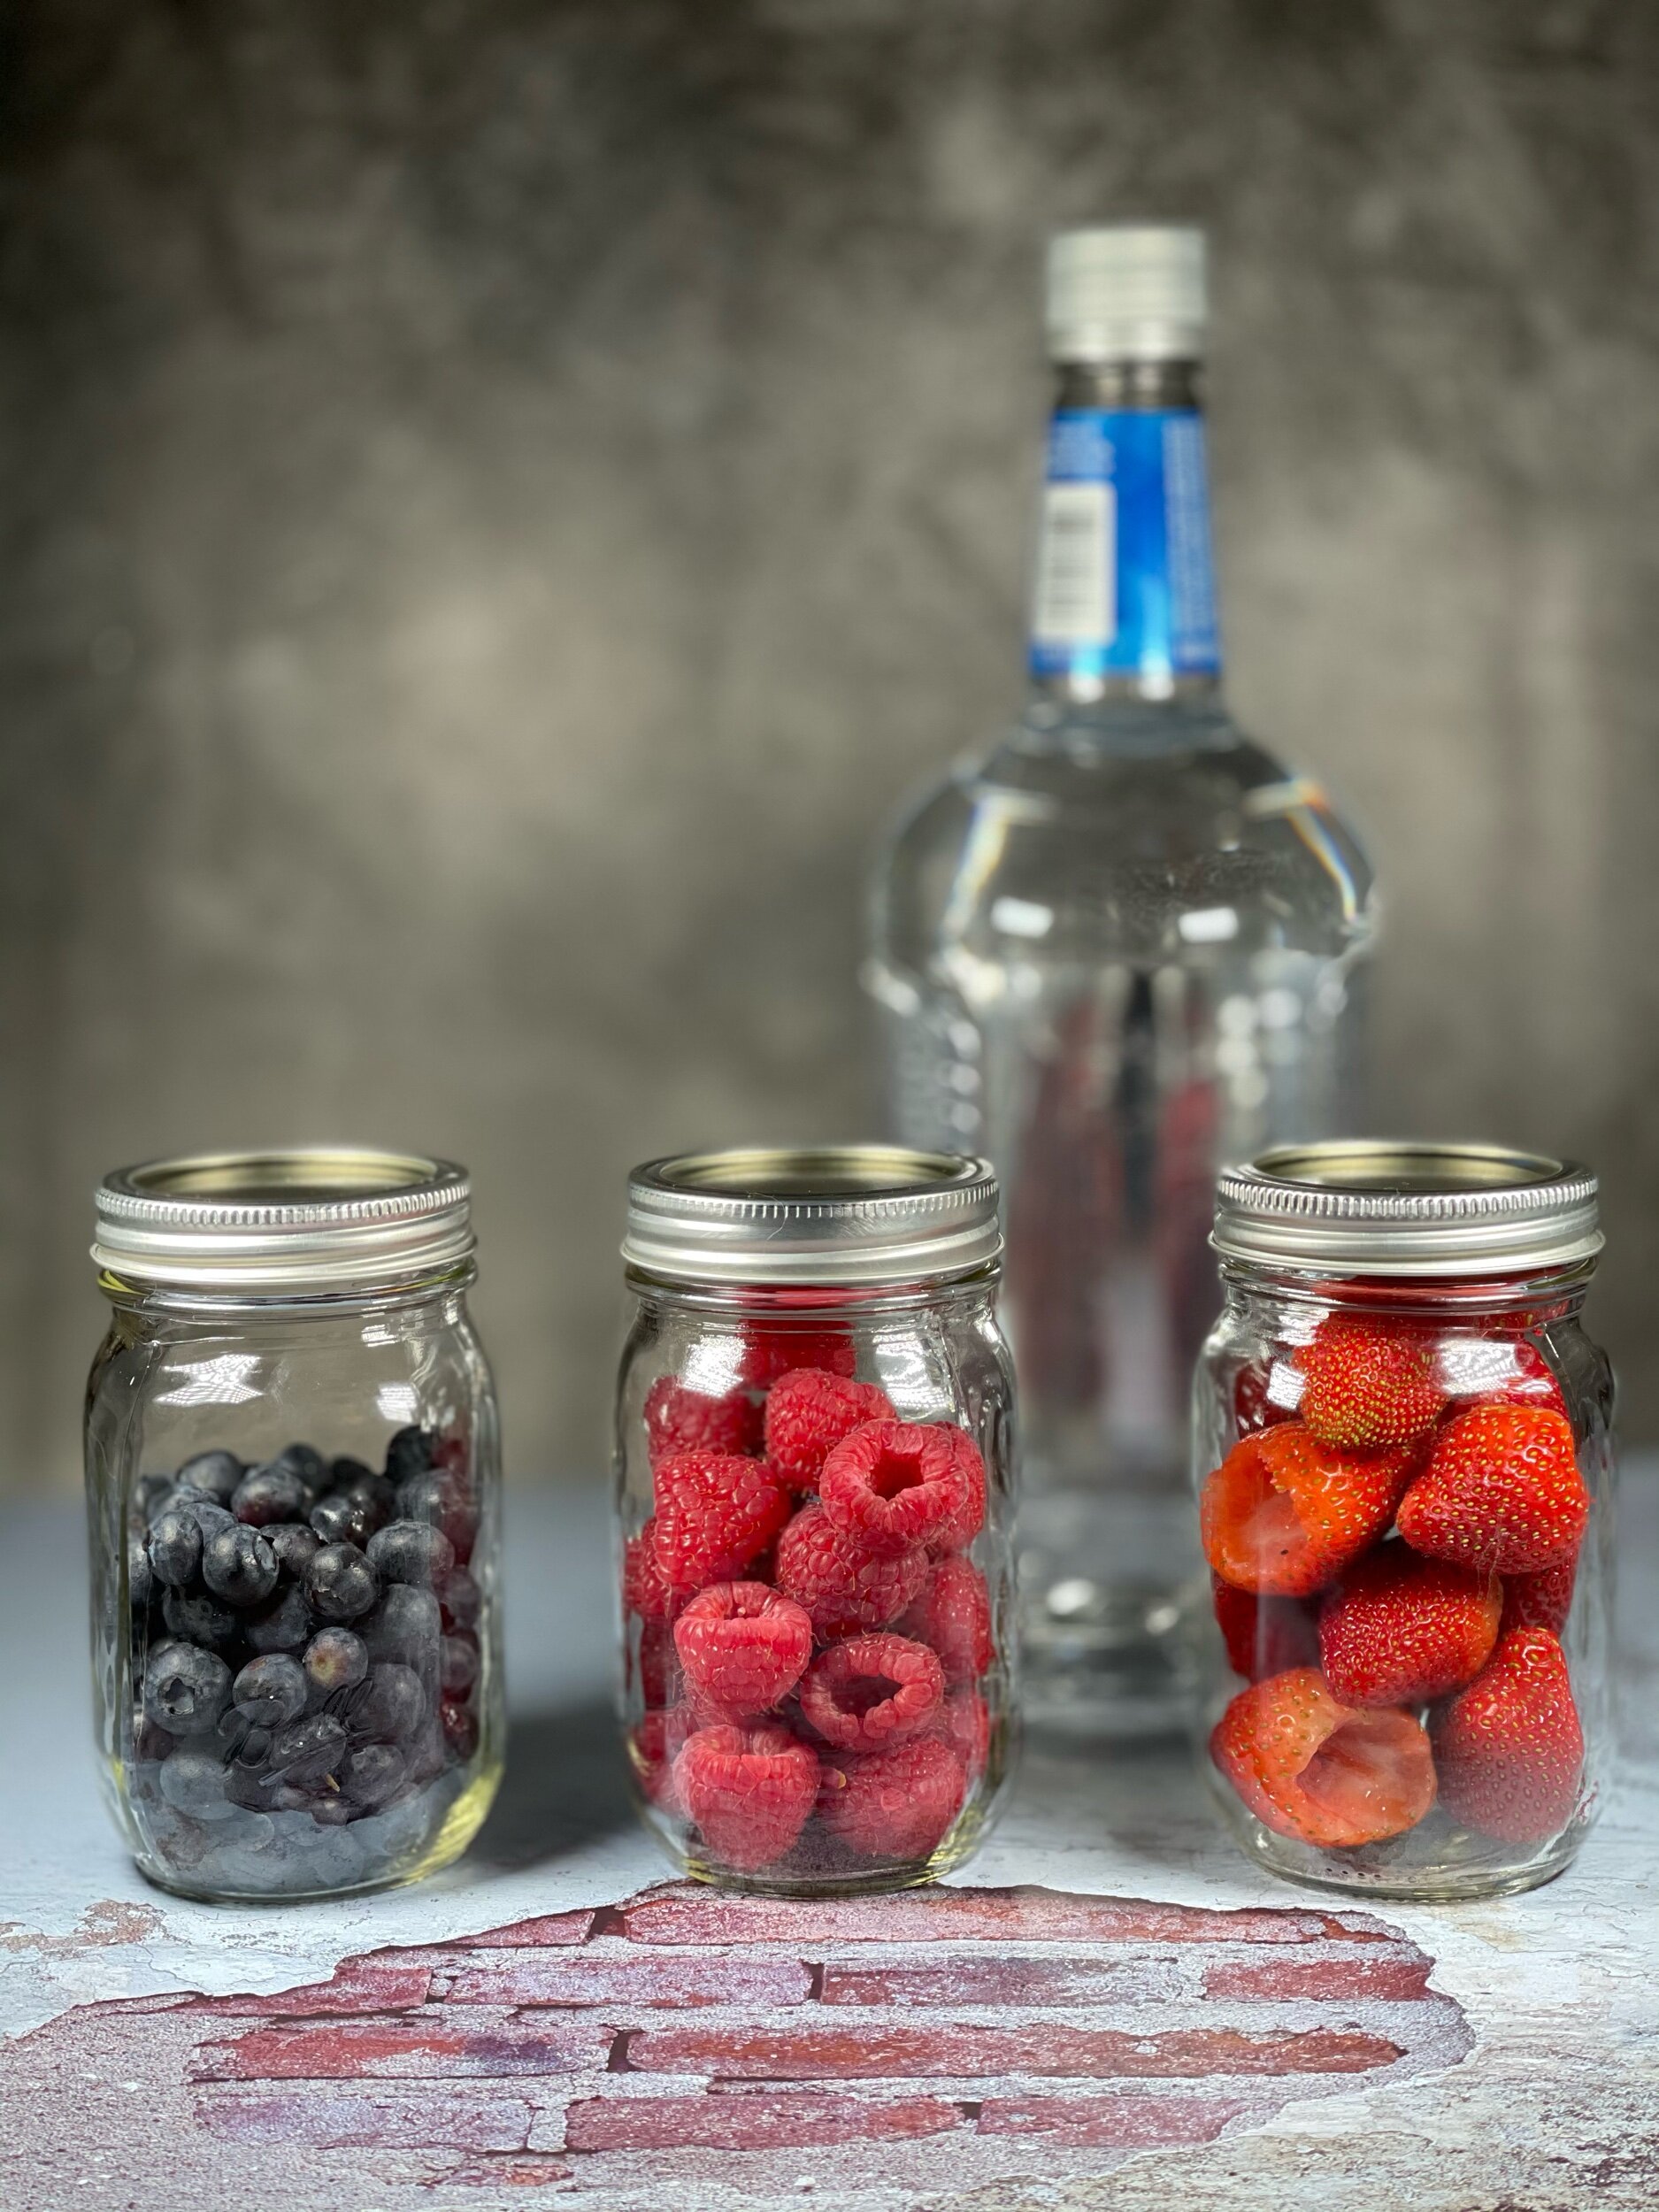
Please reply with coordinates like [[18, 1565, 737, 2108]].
[[565, 2093, 964, 2151], [451, 1909, 600, 1949], [629, 2023, 1402, 2080], [188, 1957, 434, 2016], [1202, 1947, 1433, 2002], [196, 2083, 534, 2150], [818, 1955, 1186, 2008]]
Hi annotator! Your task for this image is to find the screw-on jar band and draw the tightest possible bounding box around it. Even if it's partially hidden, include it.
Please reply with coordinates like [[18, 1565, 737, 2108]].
[[1213, 1141, 1601, 1278], [92, 1148, 475, 1295], [622, 1146, 1002, 1288]]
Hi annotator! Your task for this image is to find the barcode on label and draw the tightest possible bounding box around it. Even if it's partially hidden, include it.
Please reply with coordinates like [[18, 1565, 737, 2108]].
[[1031, 482, 1115, 647]]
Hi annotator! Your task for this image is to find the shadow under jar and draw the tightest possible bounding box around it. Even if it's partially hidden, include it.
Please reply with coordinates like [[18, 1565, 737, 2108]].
[[87, 1149, 503, 1902], [1194, 1142, 1614, 1901], [615, 1147, 1018, 1894]]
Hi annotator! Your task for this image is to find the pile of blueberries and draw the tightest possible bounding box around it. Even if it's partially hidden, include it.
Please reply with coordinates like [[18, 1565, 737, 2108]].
[[127, 1427, 484, 1895]]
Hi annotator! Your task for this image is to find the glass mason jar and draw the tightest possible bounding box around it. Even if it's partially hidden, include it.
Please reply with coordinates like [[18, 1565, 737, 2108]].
[[87, 1149, 504, 1901], [614, 1147, 1018, 1893], [1194, 1142, 1614, 1901]]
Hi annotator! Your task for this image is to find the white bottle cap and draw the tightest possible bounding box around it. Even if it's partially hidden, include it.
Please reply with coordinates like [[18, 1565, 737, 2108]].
[[1045, 225, 1207, 363]]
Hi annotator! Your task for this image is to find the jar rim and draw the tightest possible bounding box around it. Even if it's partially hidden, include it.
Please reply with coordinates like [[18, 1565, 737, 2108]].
[[621, 1145, 1002, 1287], [92, 1148, 475, 1294], [1213, 1141, 1601, 1277]]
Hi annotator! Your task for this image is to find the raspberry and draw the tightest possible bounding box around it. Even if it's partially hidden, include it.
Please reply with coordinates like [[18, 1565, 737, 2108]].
[[817, 1735, 967, 1860], [623, 1518, 675, 1623], [1317, 1543, 1501, 1706], [796, 1632, 945, 1751], [672, 1581, 812, 1717], [928, 1425, 987, 1554], [674, 1722, 820, 1872], [1210, 1575, 1320, 1682], [1432, 1627, 1584, 1844], [819, 1420, 972, 1555], [652, 1453, 792, 1596], [1200, 1425, 1421, 1598], [632, 1617, 678, 1709], [773, 1503, 929, 1638], [1398, 1405, 1588, 1575], [630, 1707, 693, 1809], [897, 1556, 994, 1683], [1210, 1668, 1436, 1848], [741, 1324, 856, 1388], [1295, 1316, 1446, 1452], [763, 1369, 894, 1492], [934, 1686, 990, 1775], [644, 1379, 762, 1465]]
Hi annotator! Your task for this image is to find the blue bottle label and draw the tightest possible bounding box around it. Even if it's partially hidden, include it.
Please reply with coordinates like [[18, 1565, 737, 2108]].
[[1028, 408, 1221, 684]]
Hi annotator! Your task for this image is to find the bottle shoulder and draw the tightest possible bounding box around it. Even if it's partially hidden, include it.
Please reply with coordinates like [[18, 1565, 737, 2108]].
[[873, 701, 1374, 971]]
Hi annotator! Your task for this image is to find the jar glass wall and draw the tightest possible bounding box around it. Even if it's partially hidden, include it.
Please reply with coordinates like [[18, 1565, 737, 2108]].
[[614, 1148, 1018, 1893], [87, 1151, 504, 1901], [1194, 1143, 1613, 1901]]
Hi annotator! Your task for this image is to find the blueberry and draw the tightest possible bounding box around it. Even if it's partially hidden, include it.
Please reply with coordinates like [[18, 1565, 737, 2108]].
[[158, 1749, 236, 1819], [311, 1794, 356, 1827], [362, 1584, 442, 1669], [349, 1663, 427, 1745], [340, 1742, 404, 1808], [440, 1697, 480, 1762], [269, 1712, 349, 1785], [134, 1472, 174, 1524], [303, 1627, 368, 1705], [273, 1443, 326, 1497], [440, 1635, 480, 1695], [233, 1654, 308, 1727], [132, 1713, 174, 1763], [384, 1425, 434, 1485], [405, 1717, 449, 1784], [304, 1542, 380, 1623], [265, 1522, 321, 1579], [396, 1472, 478, 1555], [202, 1525, 279, 1609], [337, 1469, 397, 1532], [147, 1509, 202, 1590], [244, 1583, 314, 1654], [127, 1532, 154, 1612], [162, 1587, 242, 1652], [176, 1449, 244, 1504], [232, 1463, 310, 1527], [438, 1569, 481, 1632], [329, 1455, 375, 1491], [142, 1640, 231, 1735], [309, 1492, 377, 1548], [366, 1520, 454, 1587], [156, 1487, 236, 1540]]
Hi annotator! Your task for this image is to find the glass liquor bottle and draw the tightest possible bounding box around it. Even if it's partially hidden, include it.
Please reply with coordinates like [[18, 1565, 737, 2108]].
[[865, 227, 1375, 1732]]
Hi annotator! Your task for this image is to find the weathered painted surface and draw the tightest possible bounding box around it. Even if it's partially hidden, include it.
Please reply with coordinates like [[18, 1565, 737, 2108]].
[[2, 1477, 1655, 2208]]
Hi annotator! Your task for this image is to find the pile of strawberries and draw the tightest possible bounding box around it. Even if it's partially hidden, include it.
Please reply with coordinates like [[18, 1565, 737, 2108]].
[[1203, 1313, 1591, 1856], [622, 1334, 995, 1878]]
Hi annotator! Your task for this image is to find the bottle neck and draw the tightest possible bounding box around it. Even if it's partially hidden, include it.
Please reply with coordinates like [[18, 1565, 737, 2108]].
[[1026, 356, 1224, 708]]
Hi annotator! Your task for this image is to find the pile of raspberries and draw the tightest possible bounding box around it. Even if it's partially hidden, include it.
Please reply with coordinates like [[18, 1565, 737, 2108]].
[[622, 1343, 995, 1876]]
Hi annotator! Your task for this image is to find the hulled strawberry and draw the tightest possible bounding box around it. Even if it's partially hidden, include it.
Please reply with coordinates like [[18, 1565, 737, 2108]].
[[1432, 1627, 1584, 1844], [1210, 1574, 1320, 1681], [1318, 1542, 1500, 1706], [1210, 1667, 1436, 1847], [1295, 1315, 1444, 1452], [1438, 1334, 1571, 1424], [1200, 1424, 1422, 1598], [1397, 1404, 1588, 1575]]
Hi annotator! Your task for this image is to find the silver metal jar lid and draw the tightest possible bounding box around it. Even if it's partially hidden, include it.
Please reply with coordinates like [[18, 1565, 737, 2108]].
[[1213, 1141, 1602, 1278], [93, 1148, 475, 1295], [622, 1147, 1002, 1288]]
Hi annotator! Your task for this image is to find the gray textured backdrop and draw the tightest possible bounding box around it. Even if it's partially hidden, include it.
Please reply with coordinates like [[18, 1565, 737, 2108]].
[[4, 0, 1657, 1493]]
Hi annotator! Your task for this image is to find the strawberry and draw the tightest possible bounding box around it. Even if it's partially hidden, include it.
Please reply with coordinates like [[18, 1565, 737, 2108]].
[[1233, 1357, 1301, 1435], [1200, 1424, 1421, 1598], [1397, 1404, 1588, 1574], [1317, 1542, 1500, 1706], [1210, 1574, 1320, 1681], [1500, 1555, 1578, 1637], [1210, 1667, 1436, 1847], [1432, 1627, 1584, 1844], [1438, 1333, 1571, 1424], [1296, 1316, 1445, 1452]]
